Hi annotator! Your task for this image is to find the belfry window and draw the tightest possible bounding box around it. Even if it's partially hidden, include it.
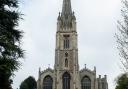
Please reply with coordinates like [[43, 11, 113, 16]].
[[63, 72, 70, 89], [81, 76, 91, 89], [64, 39, 69, 49], [43, 75, 53, 89], [63, 35, 70, 49]]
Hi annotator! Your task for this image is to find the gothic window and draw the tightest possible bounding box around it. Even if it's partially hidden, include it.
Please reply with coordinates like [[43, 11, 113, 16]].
[[64, 40, 66, 49], [66, 40, 69, 48], [81, 76, 91, 89], [63, 35, 70, 49], [63, 72, 70, 89], [64, 39, 70, 49], [65, 58, 68, 67], [43, 75, 53, 89]]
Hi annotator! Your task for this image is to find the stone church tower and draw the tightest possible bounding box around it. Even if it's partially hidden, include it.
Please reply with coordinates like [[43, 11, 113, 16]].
[[37, 0, 108, 89]]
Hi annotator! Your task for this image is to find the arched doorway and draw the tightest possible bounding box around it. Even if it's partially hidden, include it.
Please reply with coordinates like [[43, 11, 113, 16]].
[[81, 76, 91, 89], [43, 75, 53, 89], [63, 72, 71, 89]]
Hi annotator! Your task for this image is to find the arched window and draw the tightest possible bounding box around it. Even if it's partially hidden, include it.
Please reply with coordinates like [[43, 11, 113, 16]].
[[81, 76, 91, 89], [64, 39, 70, 49], [66, 39, 69, 48], [43, 75, 53, 89], [63, 35, 70, 49], [63, 72, 70, 89], [65, 58, 68, 67], [64, 40, 66, 49]]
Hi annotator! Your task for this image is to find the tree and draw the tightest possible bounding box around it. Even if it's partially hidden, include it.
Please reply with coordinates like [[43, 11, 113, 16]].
[[115, 73, 128, 89], [116, 0, 128, 72], [20, 76, 37, 89], [0, 0, 24, 89]]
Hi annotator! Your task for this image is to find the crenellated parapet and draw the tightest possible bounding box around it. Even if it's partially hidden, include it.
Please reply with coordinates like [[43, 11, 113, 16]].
[[97, 75, 108, 89]]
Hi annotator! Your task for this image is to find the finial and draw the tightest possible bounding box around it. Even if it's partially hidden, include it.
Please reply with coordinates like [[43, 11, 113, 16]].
[[58, 12, 61, 20], [104, 75, 107, 79], [73, 11, 75, 14], [39, 67, 41, 75], [99, 75, 101, 79], [39, 67, 41, 72], [38, 67, 41, 79], [94, 66, 96, 72], [59, 12, 60, 16], [48, 64, 50, 68], [85, 64, 86, 69]]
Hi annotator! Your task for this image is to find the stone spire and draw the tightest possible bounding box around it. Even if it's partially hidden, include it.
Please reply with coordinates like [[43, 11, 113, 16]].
[[57, 0, 76, 30], [62, 0, 72, 16]]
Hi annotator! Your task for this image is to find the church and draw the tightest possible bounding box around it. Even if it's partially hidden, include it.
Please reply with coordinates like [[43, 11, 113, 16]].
[[37, 0, 108, 89]]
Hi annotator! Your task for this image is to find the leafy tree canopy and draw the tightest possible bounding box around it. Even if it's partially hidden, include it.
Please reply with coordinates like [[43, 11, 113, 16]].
[[0, 0, 24, 89], [20, 76, 37, 89], [115, 73, 128, 89], [116, 0, 128, 72]]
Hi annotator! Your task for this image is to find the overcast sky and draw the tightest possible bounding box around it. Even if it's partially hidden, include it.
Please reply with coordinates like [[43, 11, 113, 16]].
[[13, 0, 122, 89]]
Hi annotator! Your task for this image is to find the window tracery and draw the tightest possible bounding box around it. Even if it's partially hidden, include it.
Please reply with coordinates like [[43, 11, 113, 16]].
[[81, 76, 91, 89], [63, 72, 70, 89], [43, 76, 53, 89]]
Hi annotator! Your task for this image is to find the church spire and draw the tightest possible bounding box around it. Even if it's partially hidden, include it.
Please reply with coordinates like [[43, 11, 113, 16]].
[[57, 0, 76, 30], [62, 0, 72, 16]]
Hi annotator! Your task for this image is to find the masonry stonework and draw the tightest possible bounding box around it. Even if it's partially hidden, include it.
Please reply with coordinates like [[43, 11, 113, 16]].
[[37, 0, 108, 89]]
